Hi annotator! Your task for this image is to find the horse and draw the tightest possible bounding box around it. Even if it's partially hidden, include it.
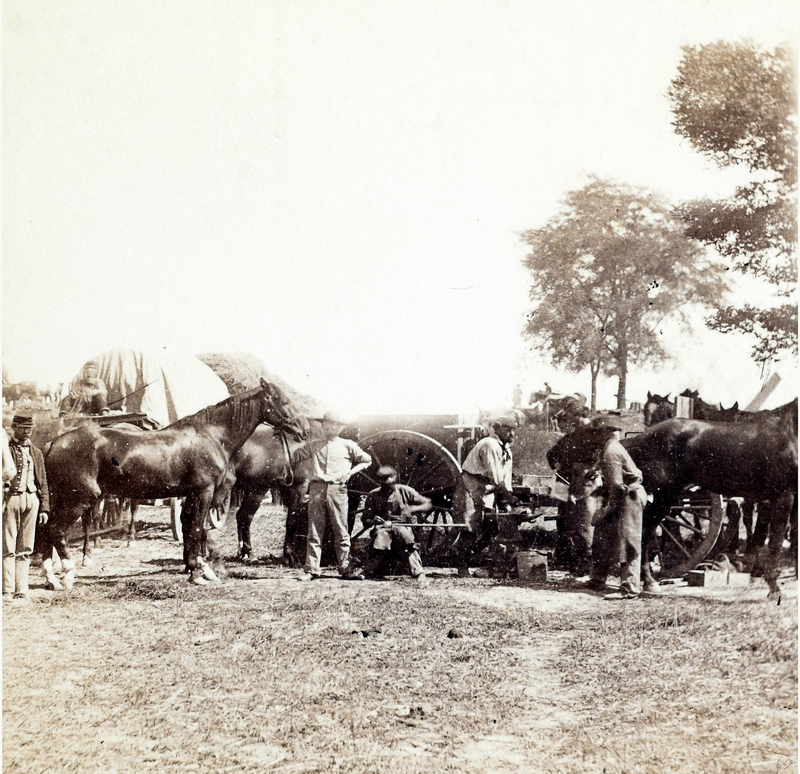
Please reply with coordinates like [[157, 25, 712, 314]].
[[642, 392, 675, 426], [646, 393, 795, 558], [547, 400, 798, 595], [41, 379, 309, 588], [678, 389, 742, 421], [529, 387, 589, 432]]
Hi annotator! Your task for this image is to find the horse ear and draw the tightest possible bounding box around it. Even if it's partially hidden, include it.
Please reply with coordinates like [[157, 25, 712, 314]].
[[733, 401, 739, 410], [664, 393, 670, 401], [647, 391, 652, 400], [259, 377, 269, 390]]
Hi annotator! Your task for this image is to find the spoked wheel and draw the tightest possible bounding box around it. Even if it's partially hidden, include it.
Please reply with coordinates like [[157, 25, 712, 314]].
[[653, 489, 725, 578], [350, 430, 464, 565]]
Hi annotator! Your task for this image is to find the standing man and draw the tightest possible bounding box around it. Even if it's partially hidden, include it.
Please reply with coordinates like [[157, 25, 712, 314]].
[[582, 415, 649, 600], [454, 415, 520, 577], [60, 360, 108, 415], [295, 411, 371, 581], [3, 414, 50, 603], [361, 465, 432, 586]]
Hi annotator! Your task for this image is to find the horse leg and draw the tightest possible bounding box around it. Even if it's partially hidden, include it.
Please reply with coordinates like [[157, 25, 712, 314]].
[[235, 491, 263, 561], [184, 491, 216, 585], [127, 499, 140, 541], [82, 498, 105, 567], [640, 494, 673, 593], [764, 492, 796, 597]]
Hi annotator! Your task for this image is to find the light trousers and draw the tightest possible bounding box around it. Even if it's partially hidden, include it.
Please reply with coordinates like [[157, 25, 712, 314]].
[[3, 492, 39, 595], [305, 482, 352, 575]]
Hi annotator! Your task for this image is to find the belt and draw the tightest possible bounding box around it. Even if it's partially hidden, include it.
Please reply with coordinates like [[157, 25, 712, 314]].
[[5, 490, 34, 497], [310, 480, 345, 486]]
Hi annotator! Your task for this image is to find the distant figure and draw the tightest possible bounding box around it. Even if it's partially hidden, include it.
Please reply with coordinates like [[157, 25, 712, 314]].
[[512, 384, 522, 408], [3, 414, 50, 604], [60, 360, 108, 415], [361, 466, 431, 586]]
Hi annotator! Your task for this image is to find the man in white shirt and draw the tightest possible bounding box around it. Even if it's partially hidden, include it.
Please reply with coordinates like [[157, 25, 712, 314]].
[[454, 415, 520, 577], [294, 411, 371, 581]]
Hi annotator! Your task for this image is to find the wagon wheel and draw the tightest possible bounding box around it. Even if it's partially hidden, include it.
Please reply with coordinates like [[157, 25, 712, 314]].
[[349, 430, 463, 566], [170, 498, 183, 543], [653, 490, 725, 578]]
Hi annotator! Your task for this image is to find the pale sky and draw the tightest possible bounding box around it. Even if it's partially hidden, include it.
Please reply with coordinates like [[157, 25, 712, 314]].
[[3, 1, 797, 414]]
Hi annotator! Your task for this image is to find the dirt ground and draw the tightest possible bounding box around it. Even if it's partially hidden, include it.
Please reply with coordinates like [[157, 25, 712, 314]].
[[3, 502, 797, 774]]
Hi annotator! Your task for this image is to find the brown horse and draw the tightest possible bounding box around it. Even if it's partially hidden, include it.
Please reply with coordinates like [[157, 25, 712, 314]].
[[42, 380, 309, 587], [548, 400, 798, 595]]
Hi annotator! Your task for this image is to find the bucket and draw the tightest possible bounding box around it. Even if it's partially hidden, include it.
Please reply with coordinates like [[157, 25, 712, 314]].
[[517, 550, 547, 581]]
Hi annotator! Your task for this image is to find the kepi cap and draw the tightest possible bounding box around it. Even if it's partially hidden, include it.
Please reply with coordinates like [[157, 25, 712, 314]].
[[11, 414, 34, 427]]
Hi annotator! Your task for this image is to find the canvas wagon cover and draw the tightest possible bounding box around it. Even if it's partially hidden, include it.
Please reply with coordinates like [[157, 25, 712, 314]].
[[68, 349, 230, 427]]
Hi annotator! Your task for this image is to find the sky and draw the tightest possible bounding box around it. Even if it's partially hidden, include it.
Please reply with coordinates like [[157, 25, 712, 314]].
[[3, 0, 797, 415]]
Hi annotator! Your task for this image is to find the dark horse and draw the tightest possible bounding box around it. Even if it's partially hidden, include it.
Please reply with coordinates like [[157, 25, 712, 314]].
[[642, 392, 675, 426], [42, 380, 309, 587], [548, 399, 798, 595]]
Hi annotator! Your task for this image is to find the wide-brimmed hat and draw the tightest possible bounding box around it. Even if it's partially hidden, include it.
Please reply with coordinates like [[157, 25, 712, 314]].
[[375, 465, 398, 482], [590, 414, 622, 431], [11, 414, 34, 427]]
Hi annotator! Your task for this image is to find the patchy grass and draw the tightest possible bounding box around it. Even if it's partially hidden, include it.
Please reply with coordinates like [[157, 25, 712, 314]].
[[3, 504, 797, 774]]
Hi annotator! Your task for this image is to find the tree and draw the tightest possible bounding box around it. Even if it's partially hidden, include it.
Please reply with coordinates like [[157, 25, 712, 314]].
[[521, 178, 727, 410], [669, 41, 797, 364]]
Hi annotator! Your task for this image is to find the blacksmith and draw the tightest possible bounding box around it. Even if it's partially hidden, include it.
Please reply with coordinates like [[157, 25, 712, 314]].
[[3, 414, 49, 603], [454, 415, 520, 577], [60, 360, 109, 416], [582, 415, 649, 600], [361, 466, 431, 586], [295, 411, 372, 581]]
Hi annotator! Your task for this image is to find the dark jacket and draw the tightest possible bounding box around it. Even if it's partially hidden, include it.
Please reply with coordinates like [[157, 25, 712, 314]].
[[6, 442, 50, 513]]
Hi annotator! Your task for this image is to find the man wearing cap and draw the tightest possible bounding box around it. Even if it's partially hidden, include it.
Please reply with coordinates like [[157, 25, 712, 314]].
[[294, 411, 372, 581], [361, 466, 432, 586], [454, 415, 520, 577], [60, 360, 108, 416], [583, 414, 650, 600], [3, 414, 50, 603]]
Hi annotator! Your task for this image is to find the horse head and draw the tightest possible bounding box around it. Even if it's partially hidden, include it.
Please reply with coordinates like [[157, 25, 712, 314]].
[[258, 379, 310, 441], [642, 392, 674, 426]]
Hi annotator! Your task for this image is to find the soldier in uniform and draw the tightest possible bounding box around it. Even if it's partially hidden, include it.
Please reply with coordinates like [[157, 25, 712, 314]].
[[3, 414, 49, 603]]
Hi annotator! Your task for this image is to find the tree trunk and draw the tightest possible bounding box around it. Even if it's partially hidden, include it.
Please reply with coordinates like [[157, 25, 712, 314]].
[[589, 361, 599, 412], [616, 354, 628, 410]]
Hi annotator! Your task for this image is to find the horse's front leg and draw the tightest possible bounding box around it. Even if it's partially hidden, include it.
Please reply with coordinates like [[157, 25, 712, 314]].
[[184, 491, 218, 585], [44, 504, 88, 591], [764, 492, 796, 597]]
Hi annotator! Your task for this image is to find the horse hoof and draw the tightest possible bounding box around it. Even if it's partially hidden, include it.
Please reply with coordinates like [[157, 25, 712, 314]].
[[201, 565, 220, 582], [82, 556, 94, 568], [189, 571, 208, 586], [45, 577, 64, 591], [63, 571, 75, 591]]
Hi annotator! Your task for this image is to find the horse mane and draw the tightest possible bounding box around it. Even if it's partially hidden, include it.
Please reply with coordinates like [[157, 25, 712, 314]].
[[167, 386, 267, 434]]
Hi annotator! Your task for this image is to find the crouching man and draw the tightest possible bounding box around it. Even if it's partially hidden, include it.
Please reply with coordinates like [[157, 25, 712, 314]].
[[361, 466, 432, 587]]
